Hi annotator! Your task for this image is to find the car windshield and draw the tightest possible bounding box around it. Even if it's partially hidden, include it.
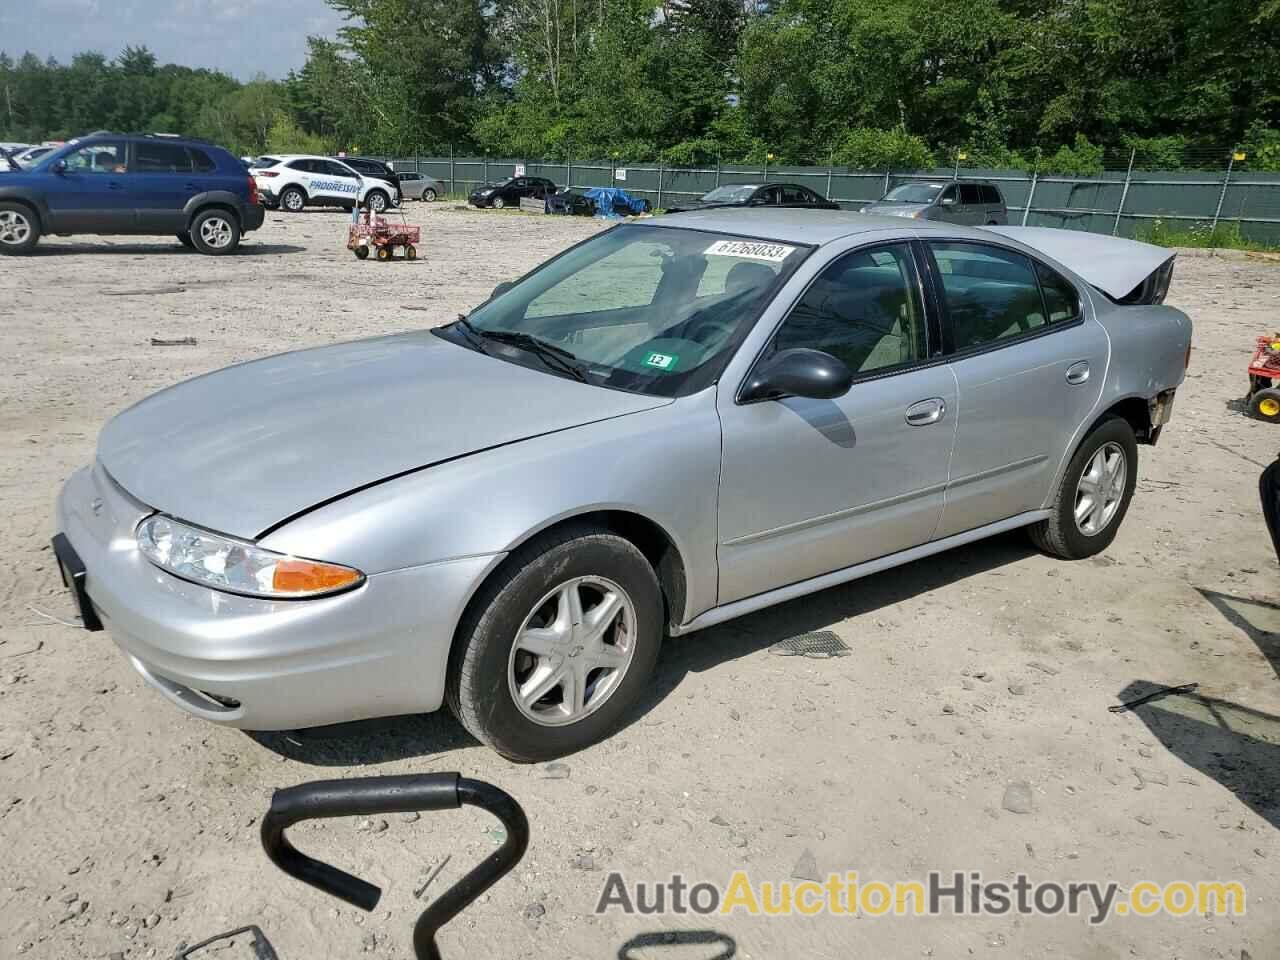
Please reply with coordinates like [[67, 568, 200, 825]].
[[882, 183, 944, 204], [699, 185, 756, 203], [437, 224, 810, 397]]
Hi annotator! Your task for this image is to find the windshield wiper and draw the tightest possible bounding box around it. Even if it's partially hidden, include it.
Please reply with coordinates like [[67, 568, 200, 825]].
[[450, 315, 490, 354], [456, 321, 589, 383]]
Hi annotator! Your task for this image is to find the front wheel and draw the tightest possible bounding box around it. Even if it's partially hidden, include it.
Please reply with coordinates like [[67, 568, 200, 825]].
[[176, 231, 195, 249], [446, 526, 663, 761], [279, 187, 306, 213], [189, 209, 241, 255], [0, 202, 40, 255], [366, 190, 389, 213], [1250, 387, 1280, 423], [1028, 416, 1138, 559], [492, 196, 505, 209]]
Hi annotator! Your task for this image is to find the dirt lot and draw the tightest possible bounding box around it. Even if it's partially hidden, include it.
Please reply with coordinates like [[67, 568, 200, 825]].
[[1, 206, 1278, 960]]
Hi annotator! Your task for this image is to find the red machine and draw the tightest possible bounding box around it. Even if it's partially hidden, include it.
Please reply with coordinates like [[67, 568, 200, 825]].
[[1246, 336, 1280, 422], [347, 209, 421, 262]]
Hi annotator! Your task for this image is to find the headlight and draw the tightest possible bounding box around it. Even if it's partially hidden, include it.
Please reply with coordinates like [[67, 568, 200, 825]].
[[136, 515, 363, 599]]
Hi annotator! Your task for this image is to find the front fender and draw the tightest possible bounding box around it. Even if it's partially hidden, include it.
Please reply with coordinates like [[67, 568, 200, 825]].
[[258, 388, 723, 624], [0, 185, 51, 230]]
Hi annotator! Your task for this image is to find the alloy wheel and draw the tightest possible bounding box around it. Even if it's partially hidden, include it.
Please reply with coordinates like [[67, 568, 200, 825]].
[[0, 210, 32, 246], [199, 216, 234, 249], [507, 576, 638, 727], [1074, 441, 1126, 536], [284, 191, 304, 212]]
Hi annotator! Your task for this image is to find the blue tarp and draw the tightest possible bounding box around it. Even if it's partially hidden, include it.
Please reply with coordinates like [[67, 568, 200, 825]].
[[584, 187, 649, 218]]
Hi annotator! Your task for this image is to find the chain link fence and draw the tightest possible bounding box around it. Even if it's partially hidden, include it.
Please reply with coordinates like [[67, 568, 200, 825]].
[[387, 150, 1280, 244]]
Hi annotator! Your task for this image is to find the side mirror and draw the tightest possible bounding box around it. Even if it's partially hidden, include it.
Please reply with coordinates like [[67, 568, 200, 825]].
[[740, 348, 853, 403], [490, 280, 517, 300], [52, 159, 67, 175], [940, 195, 957, 206]]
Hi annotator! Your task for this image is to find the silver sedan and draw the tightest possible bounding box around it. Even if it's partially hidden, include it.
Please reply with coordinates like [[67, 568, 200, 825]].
[[53, 210, 1191, 760], [397, 172, 443, 201]]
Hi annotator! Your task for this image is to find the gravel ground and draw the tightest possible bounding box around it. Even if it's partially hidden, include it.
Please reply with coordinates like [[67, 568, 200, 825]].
[[1, 206, 1278, 959]]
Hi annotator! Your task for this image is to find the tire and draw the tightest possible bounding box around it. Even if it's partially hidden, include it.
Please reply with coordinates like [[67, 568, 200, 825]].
[[366, 190, 389, 214], [280, 187, 306, 213], [1250, 388, 1280, 423], [189, 208, 241, 256], [176, 232, 195, 249], [404, 244, 417, 261], [492, 196, 505, 209], [1028, 416, 1138, 559], [446, 525, 663, 761], [0, 201, 40, 255], [423, 188, 437, 202], [375, 245, 391, 261], [353, 245, 369, 260]]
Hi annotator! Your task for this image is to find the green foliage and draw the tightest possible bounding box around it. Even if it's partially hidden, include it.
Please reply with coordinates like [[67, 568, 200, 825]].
[[266, 114, 333, 155], [830, 128, 933, 170], [1135, 219, 1280, 252], [1241, 123, 1280, 172], [1, 0, 1275, 171], [1040, 134, 1105, 177]]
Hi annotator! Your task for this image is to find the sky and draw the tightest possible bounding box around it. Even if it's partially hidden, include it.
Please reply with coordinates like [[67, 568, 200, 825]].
[[0, 0, 348, 79]]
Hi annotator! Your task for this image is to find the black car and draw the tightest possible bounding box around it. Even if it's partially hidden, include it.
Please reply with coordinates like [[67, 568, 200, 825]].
[[546, 189, 596, 216], [469, 176, 557, 209], [335, 156, 400, 189], [0, 132, 264, 255], [666, 182, 840, 213]]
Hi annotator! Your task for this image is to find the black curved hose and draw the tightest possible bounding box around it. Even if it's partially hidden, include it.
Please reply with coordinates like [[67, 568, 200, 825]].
[[259, 773, 528, 960]]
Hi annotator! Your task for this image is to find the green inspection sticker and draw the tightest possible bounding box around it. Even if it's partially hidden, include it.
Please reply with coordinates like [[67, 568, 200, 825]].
[[643, 351, 679, 371]]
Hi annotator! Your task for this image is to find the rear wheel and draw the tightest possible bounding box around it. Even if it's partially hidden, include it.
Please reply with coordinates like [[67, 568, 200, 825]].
[[422, 188, 437, 202], [353, 245, 369, 260], [280, 187, 306, 213], [446, 526, 663, 761], [375, 245, 392, 261], [1250, 388, 1280, 423], [1028, 416, 1137, 559], [404, 244, 417, 261], [189, 209, 240, 255], [0, 202, 40, 255]]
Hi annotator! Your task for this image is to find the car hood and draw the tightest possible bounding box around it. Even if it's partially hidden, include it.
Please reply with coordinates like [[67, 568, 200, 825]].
[[97, 332, 670, 539], [859, 202, 923, 217]]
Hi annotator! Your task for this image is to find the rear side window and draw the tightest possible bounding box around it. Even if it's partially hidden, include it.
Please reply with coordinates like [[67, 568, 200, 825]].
[[773, 243, 926, 375], [981, 184, 1002, 205], [930, 241, 1046, 350], [189, 148, 217, 173], [1036, 263, 1081, 322], [959, 183, 983, 205], [133, 141, 192, 173]]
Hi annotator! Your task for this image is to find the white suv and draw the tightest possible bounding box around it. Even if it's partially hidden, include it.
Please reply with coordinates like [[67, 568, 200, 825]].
[[251, 155, 400, 213]]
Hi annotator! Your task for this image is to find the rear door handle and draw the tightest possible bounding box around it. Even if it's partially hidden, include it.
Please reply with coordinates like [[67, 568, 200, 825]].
[[1066, 361, 1090, 385], [107, 181, 124, 190], [905, 398, 946, 426]]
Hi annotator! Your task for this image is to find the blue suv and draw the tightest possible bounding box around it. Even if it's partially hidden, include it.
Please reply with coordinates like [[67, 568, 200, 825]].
[[0, 133, 264, 256]]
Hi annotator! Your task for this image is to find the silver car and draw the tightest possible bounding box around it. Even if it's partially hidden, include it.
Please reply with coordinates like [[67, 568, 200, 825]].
[[53, 211, 1190, 760], [397, 172, 444, 201], [863, 180, 1008, 225]]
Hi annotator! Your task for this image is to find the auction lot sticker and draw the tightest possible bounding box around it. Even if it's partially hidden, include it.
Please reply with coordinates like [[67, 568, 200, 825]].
[[705, 239, 795, 262]]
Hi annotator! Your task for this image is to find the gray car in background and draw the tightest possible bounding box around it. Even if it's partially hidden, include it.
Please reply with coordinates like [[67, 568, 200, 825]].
[[863, 180, 1008, 224], [53, 210, 1189, 760], [397, 171, 444, 201]]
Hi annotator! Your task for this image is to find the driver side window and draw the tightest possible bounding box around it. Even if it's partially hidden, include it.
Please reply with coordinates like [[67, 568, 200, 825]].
[[64, 142, 126, 174], [772, 243, 927, 376]]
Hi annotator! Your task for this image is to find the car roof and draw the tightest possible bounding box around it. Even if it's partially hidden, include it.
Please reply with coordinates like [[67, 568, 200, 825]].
[[644, 208, 1009, 245]]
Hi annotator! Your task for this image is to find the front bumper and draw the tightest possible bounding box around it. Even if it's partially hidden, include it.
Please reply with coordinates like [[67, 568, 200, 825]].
[[56, 463, 497, 730]]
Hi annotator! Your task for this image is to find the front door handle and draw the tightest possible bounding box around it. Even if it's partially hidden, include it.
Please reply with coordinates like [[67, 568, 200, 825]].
[[1066, 361, 1090, 385], [905, 397, 946, 426], [107, 181, 124, 190]]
